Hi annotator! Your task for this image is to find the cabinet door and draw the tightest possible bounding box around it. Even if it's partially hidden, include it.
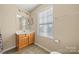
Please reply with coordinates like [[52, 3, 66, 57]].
[[16, 34, 27, 49], [29, 32, 35, 45], [24, 35, 29, 46], [19, 37, 29, 49], [18, 34, 25, 38]]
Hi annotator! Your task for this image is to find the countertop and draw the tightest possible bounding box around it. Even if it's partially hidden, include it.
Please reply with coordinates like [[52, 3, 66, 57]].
[[16, 30, 34, 35]]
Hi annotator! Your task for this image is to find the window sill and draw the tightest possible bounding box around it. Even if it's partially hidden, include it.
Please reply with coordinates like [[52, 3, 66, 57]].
[[39, 35, 53, 40]]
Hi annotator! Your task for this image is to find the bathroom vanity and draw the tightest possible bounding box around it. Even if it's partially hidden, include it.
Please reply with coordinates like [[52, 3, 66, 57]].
[[16, 8, 34, 50], [16, 31, 35, 50]]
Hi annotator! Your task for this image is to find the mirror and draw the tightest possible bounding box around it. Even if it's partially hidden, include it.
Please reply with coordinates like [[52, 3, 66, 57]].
[[18, 15, 32, 32], [20, 16, 29, 31]]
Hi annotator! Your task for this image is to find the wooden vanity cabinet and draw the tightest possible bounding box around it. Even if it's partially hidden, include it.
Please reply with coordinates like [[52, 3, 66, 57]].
[[16, 32, 35, 50]]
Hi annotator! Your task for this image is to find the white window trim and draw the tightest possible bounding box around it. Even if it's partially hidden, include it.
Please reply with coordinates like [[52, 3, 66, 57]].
[[37, 7, 54, 39]]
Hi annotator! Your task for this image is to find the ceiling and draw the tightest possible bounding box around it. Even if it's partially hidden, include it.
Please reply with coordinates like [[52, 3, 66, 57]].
[[16, 4, 39, 12]]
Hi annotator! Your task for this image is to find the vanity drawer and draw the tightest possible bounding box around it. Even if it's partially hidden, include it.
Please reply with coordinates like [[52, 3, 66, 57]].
[[19, 38, 28, 43], [18, 34, 25, 38]]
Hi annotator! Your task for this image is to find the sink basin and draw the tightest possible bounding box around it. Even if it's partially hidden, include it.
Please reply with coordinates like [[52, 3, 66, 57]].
[[16, 30, 33, 35]]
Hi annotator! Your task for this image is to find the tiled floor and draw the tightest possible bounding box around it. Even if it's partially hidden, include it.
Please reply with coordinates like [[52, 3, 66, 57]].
[[3, 44, 49, 54]]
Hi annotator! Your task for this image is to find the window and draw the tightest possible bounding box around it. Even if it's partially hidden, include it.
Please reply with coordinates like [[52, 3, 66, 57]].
[[38, 8, 53, 39]]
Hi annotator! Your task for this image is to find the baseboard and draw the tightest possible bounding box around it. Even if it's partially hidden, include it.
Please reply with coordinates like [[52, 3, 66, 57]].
[[0, 46, 16, 54], [35, 43, 52, 53], [0, 43, 52, 54]]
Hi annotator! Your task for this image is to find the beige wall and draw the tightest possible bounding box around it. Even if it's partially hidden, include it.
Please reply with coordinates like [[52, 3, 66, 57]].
[[0, 4, 79, 53], [0, 5, 19, 50], [31, 4, 79, 53], [54, 4, 79, 53]]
